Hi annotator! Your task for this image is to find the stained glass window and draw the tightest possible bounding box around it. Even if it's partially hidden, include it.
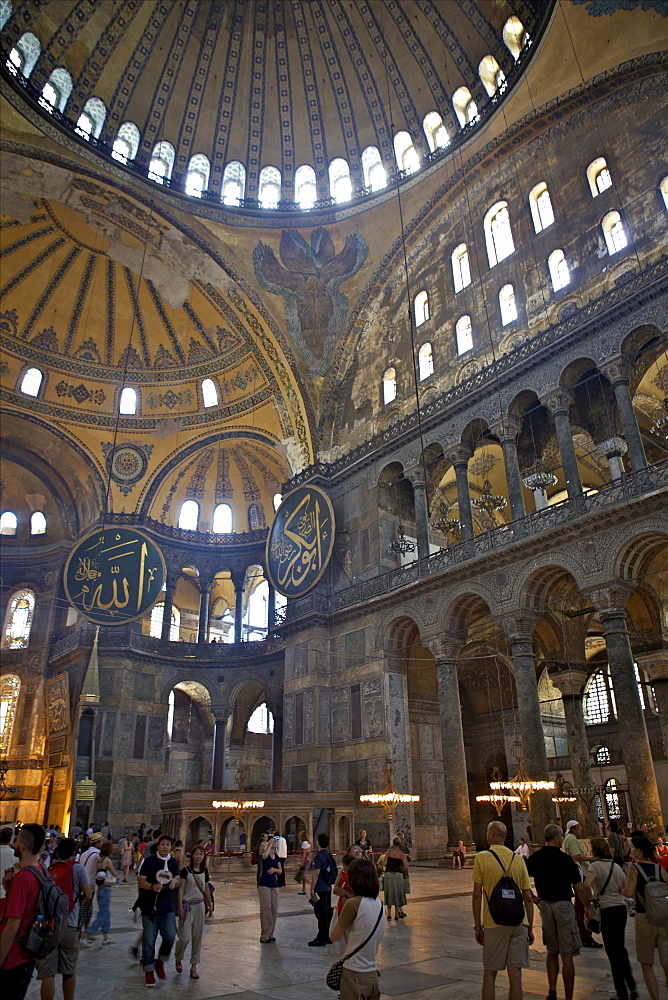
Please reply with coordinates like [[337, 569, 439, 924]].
[[2, 590, 35, 648], [0, 675, 20, 752]]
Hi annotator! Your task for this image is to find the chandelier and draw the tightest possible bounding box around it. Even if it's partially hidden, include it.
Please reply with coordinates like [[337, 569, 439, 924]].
[[522, 469, 558, 492], [213, 768, 264, 824], [360, 759, 419, 829], [552, 772, 576, 804], [488, 740, 555, 810], [429, 501, 461, 536], [388, 525, 416, 556], [651, 398, 668, 439], [471, 479, 507, 514]]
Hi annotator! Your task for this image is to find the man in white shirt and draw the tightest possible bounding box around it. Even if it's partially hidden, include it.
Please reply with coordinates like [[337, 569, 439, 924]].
[[276, 834, 288, 888], [79, 832, 102, 942], [0, 828, 15, 899]]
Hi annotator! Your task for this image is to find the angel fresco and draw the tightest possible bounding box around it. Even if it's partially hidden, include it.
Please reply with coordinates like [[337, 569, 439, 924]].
[[253, 228, 367, 377]]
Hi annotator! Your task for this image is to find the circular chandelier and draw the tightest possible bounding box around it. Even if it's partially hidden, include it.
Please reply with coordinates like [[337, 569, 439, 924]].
[[360, 759, 419, 820], [472, 479, 507, 514], [488, 741, 555, 810], [388, 525, 417, 556]]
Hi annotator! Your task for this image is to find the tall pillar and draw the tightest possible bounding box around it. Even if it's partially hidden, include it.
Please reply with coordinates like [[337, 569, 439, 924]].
[[406, 466, 430, 561], [211, 710, 230, 789], [549, 665, 599, 836], [542, 389, 583, 499], [197, 582, 211, 645], [424, 636, 473, 846], [596, 437, 628, 482], [491, 418, 526, 522], [385, 663, 415, 846], [446, 444, 474, 541], [600, 358, 648, 471], [160, 577, 176, 641], [271, 712, 283, 791], [267, 583, 276, 634], [589, 586, 663, 829], [234, 583, 244, 643], [635, 651, 668, 759]]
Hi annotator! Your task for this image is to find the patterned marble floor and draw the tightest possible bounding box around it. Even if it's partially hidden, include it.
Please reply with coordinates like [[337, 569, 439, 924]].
[[23, 864, 648, 999]]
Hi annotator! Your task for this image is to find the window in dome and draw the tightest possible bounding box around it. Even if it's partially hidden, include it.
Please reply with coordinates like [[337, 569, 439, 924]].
[[201, 378, 218, 408], [423, 111, 449, 152], [40, 68, 72, 112], [583, 669, 616, 724], [150, 602, 180, 641], [329, 158, 352, 203], [383, 367, 397, 404], [452, 243, 471, 292], [418, 342, 433, 381], [0, 512, 17, 536], [20, 367, 43, 396], [529, 181, 555, 233], [0, 0, 11, 31], [661, 176, 668, 211], [394, 131, 419, 175], [548, 249, 570, 291], [259, 165, 281, 209], [499, 284, 517, 326], [587, 156, 613, 197], [484, 201, 515, 267], [6, 32, 40, 78], [75, 97, 106, 139], [594, 745, 611, 764], [179, 500, 199, 531], [295, 164, 317, 210], [453, 87, 478, 127], [362, 146, 386, 191], [248, 502, 265, 530], [149, 141, 175, 184], [455, 315, 473, 355], [2, 591, 35, 648], [119, 386, 137, 414], [112, 122, 140, 163], [503, 16, 530, 60], [212, 503, 232, 533], [414, 290, 429, 327], [273, 493, 283, 511], [30, 511, 46, 535], [0, 675, 20, 753], [602, 210, 628, 254], [222, 160, 245, 206], [185, 153, 210, 198], [479, 55, 506, 97]]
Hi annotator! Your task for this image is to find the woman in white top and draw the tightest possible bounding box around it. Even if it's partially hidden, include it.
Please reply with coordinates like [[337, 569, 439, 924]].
[[331, 857, 385, 1000], [584, 838, 637, 1000], [299, 836, 312, 895], [514, 837, 530, 859]]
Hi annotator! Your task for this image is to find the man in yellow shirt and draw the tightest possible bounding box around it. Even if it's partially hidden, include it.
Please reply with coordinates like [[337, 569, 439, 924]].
[[472, 821, 534, 1000]]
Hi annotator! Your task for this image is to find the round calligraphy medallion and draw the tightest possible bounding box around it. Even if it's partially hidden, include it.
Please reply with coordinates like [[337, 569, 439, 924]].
[[64, 527, 166, 626], [266, 484, 335, 598], [107, 445, 148, 486]]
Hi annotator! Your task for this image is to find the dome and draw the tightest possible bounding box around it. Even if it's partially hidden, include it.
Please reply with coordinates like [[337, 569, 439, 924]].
[[1, 0, 549, 214]]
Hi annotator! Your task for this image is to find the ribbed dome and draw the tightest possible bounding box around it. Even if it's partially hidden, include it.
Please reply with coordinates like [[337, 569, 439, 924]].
[[1, 0, 550, 210]]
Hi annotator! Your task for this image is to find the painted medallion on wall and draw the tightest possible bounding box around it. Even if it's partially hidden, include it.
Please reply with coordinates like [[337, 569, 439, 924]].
[[64, 527, 166, 625], [102, 443, 153, 496], [266, 485, 335, 598]]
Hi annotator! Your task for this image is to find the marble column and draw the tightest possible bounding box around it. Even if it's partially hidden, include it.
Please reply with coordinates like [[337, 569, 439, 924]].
[[600, 358, 648, 471], [160, 577, 176, 641], [267, 584, 276, 634], [425, 636, 473, 846], [541, 389, 583, 499], [446, 444, 474, 541], [596, 437, 628, 482], [211, 710, 230, 789], [636, 651, 668, 758], [491, 418, 526, 522], [406, 466, 430, 561], [385, 665, 415, 847], [549, 666, 599, 836], [234, 582, 244, 643], [271, 712, 284, 790], [589, 586, 663, 828], [197, 582, 211, 644]]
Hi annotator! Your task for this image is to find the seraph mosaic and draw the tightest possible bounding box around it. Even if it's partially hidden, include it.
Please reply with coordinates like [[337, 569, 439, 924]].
[[253, 228, 367, 378]]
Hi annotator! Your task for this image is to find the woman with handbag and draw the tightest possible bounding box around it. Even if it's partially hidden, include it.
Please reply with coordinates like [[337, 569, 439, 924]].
[[175, 844, 213, 978], [330, 858, 384, 1000], [87, 841, 118, 943], [585, 838, 638, 1000], [623, 833, 668, 1000]]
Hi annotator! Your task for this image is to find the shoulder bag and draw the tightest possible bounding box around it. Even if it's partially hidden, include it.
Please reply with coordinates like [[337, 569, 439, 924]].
[[585, 861, 615, 934], [326, 901, 383, 992]]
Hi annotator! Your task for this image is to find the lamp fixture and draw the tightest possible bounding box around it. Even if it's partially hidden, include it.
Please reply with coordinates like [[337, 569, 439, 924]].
[[388, 525, 417, 556], [429, 501, 461, 536], [471, 479, 507, 514], [651, 398, 668, 439], [489, 740, 555, 810], [360, 758, 419, 837], [212, 768, 264, 826]]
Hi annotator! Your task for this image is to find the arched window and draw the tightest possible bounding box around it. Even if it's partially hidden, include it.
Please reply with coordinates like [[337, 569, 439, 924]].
[[75, 97, 106, 140], [30, 511, 46, 535], [587, 156, 613, 197], [0, 511, 17, 535], [661, 176, 668, 211], [273, 493, 283, 511], [149, 602, 180, 640], [0, 674, 20, 753], [201, 378, 218, 408], [455, 315, 473, 355], [212, 503, 233, 533], [452, 243, 471, 292], [529, 181, 555, 233], [0, 0, 12, 31], [258, 165, 281, 209], [418, 343, 433, 381], [221, 161, 245, 205], [178, 499, 199, 531], [2, 590, 35, 648], [453, 87, 478, 127], [247, 702, 274, 734], [6, 32, 40, 78], [484, 201, 515, 266], [414, 290, 429, 327], [383, 367, 397, 404], [479, 55, 506, 97], [40, 68, 73, 112], [604, 778, 621, 819], [499, 283, 517, 325], [248, 502, 265, 530], [394, 131, 419, 175], [361, 146, 386, 191], [423, 111, 449, 152], [329, 158, 352, 203], [594, 745, 611, 764], [503, 16, 530, 60], [295, 164, 317, 210], [119, 386, 137, 414], [185, 153, 210, 198], [548, 249, 570, 291], [20, 366, 43, 396], [111, 121, 140, 164], [636, 663, 657, 712], [602, 211, 628, 254], [583, 669, 616, 724], [149, 141, 175, 184]]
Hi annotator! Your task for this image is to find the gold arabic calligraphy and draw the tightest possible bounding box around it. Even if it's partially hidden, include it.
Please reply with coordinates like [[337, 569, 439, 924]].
[[68, 531, 161, 620], [271, 492, 330, 590]]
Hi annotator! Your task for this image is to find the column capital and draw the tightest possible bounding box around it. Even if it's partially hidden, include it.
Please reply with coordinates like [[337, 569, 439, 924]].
[[489, 416, 521, 441], [548, 667, 589, 697], [404, 465, 427, 487], [495, 610, 541, 642], [585, 582, 633, 615], [445, 443, 473, 467], [541, 388, 574, 415], [211, 705, 232, 724], [598, 356, 633, 386], [197, 577, 214, 594], [422, 633, 463, 662], [635, 650, 668, 681]]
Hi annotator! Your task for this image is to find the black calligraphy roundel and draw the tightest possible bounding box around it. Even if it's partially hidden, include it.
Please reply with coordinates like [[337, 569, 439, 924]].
[[266, 485, 335, 598], [64, 527, 166, 626]]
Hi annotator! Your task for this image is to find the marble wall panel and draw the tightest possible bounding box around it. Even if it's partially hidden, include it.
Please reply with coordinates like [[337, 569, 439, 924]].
[[330, 760, 348, 791], [331, 686, 350, 743], [318, 688, 331, 744], [362, 678, 384, 738], [99, 710, 117, 758], [120, 775, 148, 813], [345, 629, 365, 670], [147, 716, 165, 762], [116, 712, 135, 759], [133, 672, 154, 702], [292, 642, 309, 679], [304, 689, 315, 744], [291, 764, 308, 791], [316, 762, 330, 790], [99, 667, 114, 699], [284, 693, 294, 747]]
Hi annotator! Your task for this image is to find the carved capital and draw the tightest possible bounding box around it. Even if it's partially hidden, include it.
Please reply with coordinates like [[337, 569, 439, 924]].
[[635, 650, 668, 681], [197, 577, 215, 594], [541, 388, 574, 415], [599, 356, 633, 386], [404, 465, 427, 488], [495, 610, 541, 642], [585, 582, 633, 615], [211, 705, 232, 724], [489, 416, 521, 442], [422, 633, 463, 662], [548, 668, 589, 697], [445, 443, 473, 467]]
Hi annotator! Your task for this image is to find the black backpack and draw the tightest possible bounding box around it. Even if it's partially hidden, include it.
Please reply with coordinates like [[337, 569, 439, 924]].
[[484, 850, 525, 926], [317, 849, 338, 887]]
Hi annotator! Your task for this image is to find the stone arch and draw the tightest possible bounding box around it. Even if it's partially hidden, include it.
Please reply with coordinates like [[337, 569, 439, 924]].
[[440, 586, 496, 636], [164, 679, 214, 792], [225, 678, 274, 790], [374, 605, 431, 655], [187, 815, 213, 852], [511, 557, 589, 612], [613, 525, 668, 584], [558, 356, 599, 391]]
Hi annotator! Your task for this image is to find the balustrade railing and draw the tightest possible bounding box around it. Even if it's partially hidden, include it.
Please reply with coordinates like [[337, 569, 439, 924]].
[[50, 624, 284, 661]]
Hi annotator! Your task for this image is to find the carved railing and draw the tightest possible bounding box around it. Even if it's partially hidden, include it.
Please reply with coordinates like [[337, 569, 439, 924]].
[[98, 512, 268, 546], [50, 624, 284, 662]]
